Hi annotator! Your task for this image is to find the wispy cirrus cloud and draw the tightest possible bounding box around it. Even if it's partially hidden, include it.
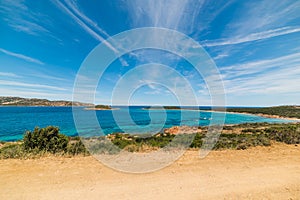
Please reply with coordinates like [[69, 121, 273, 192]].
[[220, 52, 300, 78], [0, 80, 67, 91], [221, 52, 300, 95], [52, 0, 115, 51], [125, 0, 190, 30], [63, 0, 110, 39], [0, 48, 44, 65], [228, 0, 300, 35], [204, 26, 300, 47], [52, 0, 129, 66], [125, 0, 234, 35], [0, 0, 53, 37], [0, 88, 72, 100], [0, 72, 21, 78]]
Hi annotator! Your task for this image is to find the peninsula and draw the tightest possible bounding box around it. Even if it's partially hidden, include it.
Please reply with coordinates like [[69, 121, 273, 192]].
[[0, 96, 93, 107]]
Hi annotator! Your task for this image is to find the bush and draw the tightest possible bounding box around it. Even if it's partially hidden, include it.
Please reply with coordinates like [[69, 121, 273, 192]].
[[23, 126, 69, 154], [190, 133, 204, 148], [265, 125, 300, 144], [0, 143, 24, 159], [67, 139, 89, 156]]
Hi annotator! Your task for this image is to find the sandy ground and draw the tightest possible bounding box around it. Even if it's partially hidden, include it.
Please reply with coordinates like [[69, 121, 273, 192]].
[[1, 144, 300, 200]]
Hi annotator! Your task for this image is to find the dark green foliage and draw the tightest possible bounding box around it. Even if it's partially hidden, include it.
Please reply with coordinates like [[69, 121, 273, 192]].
[[144, 106, 181, 110], [111, 133, 135, 149], [94, 105, 111, 109], [190, 133, 204, 148], [265, 124, 300, 144], [227, 106, 300, 119], [241, 128, 263, 134], [23, 126, 69, 153], [67, 139, 90, 156], [0, 126, 89, 158], [135, 133, 175, 148], [213, 133, 271, 150], [163, 106, 181, 110]]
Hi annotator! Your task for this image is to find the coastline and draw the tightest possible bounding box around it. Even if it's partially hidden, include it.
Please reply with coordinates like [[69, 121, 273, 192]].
[[224, 111, 300, 121], [84, 107, 120, 111], [142, 108, 300, 121]]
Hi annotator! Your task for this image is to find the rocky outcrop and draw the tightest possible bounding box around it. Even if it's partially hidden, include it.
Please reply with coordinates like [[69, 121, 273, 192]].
[[164, 126, 200, 135]]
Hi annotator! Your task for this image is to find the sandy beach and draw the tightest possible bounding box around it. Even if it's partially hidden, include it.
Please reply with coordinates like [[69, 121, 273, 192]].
[[1, 143, 300, 200]]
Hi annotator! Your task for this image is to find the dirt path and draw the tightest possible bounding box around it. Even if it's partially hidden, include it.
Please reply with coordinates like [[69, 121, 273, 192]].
[[1, 144, 300, 199]]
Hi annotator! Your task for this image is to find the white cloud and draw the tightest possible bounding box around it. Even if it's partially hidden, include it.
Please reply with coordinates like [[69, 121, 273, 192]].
[[228, 1, 300, 35], [221, 52, 300, 95], [0, 72, 21, 78], [52, 0, 116, 52], [204, 27, 300, 47], [0, 80, 67, 91], [126, 0, 189, 29], [220, 52, 300, 78], [0, 48, 44, 65], [0, 88, 72, 100], [125, 0, 234, 35], [0, 0, 55, 37], [63, 0, 110, 38], [213, 54, 229, 60], [52, 0, 130, 66]]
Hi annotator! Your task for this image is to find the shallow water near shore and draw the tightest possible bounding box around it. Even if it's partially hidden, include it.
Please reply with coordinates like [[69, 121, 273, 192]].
[[0, 106, 292, 141]]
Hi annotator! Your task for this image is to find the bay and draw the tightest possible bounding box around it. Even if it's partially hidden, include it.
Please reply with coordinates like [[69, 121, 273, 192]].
[[0, 106, 291, 141]]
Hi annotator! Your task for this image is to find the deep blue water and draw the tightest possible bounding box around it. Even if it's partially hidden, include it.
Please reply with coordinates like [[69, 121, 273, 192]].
[[0, 106, 292, 141]]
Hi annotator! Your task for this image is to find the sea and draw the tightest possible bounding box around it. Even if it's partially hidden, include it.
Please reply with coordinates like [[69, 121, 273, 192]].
[[0, 106, 293, 141]]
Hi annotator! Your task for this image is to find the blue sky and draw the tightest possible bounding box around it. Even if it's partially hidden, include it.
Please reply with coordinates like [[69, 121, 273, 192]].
[[0, 0, 299, 106]]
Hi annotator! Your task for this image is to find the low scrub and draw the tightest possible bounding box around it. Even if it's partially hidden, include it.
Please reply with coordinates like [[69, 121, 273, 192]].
[[1, 123, 300, 158], [0, 126, 89, 159]]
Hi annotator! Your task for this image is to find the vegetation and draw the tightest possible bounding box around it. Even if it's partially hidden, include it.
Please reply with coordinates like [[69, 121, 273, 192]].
[[0, 126, 89, 159], [0, 96, 93, 106], [226, 106, 300, 119], [23, 126, 69, 153], [144, 106, 181, 110], [105, 123, 300, 151], [0, 123, 299, 159], [94, 105, 112, 109]]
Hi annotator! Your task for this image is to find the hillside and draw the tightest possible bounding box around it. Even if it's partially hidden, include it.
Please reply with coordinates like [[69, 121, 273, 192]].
[[0, 96, 93, 107], [226, 106, 300, 119], [144, 106, 181, 110]]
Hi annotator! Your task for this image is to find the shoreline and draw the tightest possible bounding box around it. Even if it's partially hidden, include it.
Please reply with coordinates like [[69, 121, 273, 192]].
[[142, 107, 300, 121], [224, 111, 300, 121], [1, 122, 300, 158], [84, 107, 120, 111]]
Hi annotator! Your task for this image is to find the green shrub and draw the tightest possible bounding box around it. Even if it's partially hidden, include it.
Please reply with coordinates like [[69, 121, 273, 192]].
[[190, 133, 204, 148], [67, 139, 89, 156], [0, 143, 24, 159], [265, 125, 300, 144], [23, 126, 69, 154]]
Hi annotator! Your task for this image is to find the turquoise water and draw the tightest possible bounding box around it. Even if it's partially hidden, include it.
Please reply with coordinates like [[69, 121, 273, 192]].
[[0, 106, 292, 141]]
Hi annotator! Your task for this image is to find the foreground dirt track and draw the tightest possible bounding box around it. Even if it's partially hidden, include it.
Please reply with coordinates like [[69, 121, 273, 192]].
[[1, 144, 300, 200]]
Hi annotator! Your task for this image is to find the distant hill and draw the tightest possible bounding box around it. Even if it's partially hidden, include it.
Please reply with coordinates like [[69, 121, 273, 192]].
[[144, 106, 181, 110], [226, 106, 300, 119], [0, 96, 93, 107]]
